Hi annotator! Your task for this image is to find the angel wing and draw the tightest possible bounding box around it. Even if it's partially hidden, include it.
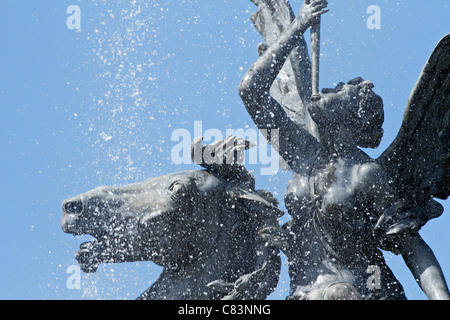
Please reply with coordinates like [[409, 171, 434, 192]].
[[377, 34, 449, 212], [250, 0, 319, 139]]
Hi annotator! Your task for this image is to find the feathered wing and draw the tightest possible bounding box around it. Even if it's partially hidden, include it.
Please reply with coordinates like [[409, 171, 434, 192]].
[[250, 0, 318, 138], [377, 34, 449, 216]]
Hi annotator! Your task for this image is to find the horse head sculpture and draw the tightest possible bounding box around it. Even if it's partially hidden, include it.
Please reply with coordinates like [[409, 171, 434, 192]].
[[62, 137, 283, 300]]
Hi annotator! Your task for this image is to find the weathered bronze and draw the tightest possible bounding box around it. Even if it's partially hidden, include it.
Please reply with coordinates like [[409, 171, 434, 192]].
[[62, 0, 449, 300], [240, 0, 449, 300], [62, 138, 282, 299]]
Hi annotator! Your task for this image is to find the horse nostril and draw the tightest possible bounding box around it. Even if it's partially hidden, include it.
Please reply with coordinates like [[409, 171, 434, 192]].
[[64, 200, 84, 215]]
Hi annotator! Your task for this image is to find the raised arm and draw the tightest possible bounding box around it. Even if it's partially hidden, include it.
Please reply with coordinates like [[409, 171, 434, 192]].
[[238, 0, 328, 169]]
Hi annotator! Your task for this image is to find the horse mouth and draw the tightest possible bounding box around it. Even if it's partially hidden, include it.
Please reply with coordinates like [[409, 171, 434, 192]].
[[75, 239, 103, 273], [61, 197, 103, 273]]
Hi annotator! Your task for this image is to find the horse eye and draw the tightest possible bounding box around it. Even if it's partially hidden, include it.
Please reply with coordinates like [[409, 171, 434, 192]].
[[169, 181, 185, 197], [335, 82, 345, 92]]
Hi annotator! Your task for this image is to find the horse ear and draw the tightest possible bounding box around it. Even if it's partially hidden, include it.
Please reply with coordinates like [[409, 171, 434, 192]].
[[190, 135, 257, 188], [230, 186, 284, 220]]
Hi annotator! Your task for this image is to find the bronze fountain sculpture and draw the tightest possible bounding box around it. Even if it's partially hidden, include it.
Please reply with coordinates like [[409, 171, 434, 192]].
[[62, 0, 449, 300], [62, 137, 283, 300]]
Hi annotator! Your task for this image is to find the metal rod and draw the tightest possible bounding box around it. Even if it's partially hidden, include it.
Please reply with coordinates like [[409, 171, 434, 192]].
[[305, 0, 321, 96], [310, 21, 320, 95]]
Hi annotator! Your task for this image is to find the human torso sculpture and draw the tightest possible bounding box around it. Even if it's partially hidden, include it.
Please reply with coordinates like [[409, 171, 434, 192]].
[[239, 0, 450, 300]]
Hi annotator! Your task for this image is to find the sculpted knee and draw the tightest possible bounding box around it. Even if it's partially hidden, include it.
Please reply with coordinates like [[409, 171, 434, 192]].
[[323, 282, 362, 300]]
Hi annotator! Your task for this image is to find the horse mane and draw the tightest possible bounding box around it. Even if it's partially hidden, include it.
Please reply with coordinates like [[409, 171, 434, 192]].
[[137, 167, 282, 300]]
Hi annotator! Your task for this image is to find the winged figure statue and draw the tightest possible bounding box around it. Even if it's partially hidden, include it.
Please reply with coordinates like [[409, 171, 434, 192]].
[[240, 0, 449, 300]]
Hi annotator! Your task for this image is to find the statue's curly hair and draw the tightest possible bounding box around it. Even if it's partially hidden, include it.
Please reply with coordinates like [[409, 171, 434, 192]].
[[321, 77, 384, 148], [352, 77, 384, 148]]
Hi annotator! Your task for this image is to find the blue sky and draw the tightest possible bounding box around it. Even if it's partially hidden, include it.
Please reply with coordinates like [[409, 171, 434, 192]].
[[0, 0, 448, 299]]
